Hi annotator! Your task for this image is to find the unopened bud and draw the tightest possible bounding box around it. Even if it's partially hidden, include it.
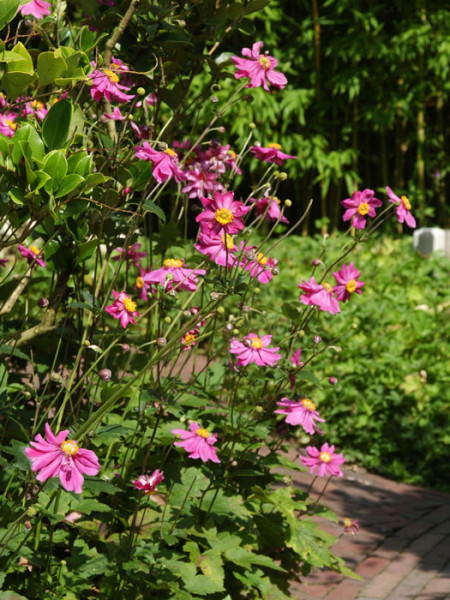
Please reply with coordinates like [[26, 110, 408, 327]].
[[27, 506, 37, 518], [352, 322, 358, 329], [122, 343, 130, 352], [210, 292, 220, 301], [284, 199, 292, 207], [211, 95, 219, 103], [249, 122, 256, 129], [271, 266, 280, 276], [243, 338, 253, 347], [156, 337, 167, 346], [99, 368, 112, 381], [240, 305, 250, 313], [254, 287, 261, 294], [255, 406, 263, 413], [298, 329, 305, 337], [313, 335, 322, 345], [38, 297, 49, 308], [312, 258, 321, 267], [137, 87, 146, 96], [217, 126, 226, 133], [226, 323, 234, 331], [216, 306, 225, 315], [60, 560, 67, 566], [329, 376, 338, 385], [232, 328, 240, 336], [51, 372, 63, 383], [164, 316, 171, 324], [279, 172, 288, 181]]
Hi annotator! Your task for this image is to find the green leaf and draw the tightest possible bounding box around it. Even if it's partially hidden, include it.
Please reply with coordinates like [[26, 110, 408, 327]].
[[0, 0, 21, 30], [11, 124, 44, 164], [3, 440, 30, 472], [37, 51, 67, 87], [224, 547, 286, 572], [281, 302, 301, 322], [83, 172, 110, 192], [143, 199, 166, 223], [0, 344, 30, 361], [42, 99, 73, 150], [9, 187, 26, 205], [43, 150, 68, 194], [197, 551, 225, 589], [76, 239, 97, 261], [2, 71, 35, 99], [0, 592, 29, 600], [54, 173, 84, 198], [82, 478, 120, 494], [73, 499, 113, 515]]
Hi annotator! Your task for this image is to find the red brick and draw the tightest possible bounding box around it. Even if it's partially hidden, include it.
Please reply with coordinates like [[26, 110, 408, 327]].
[[420, 574, 450, 595], [324, 578, 365, 600], [423, 506, 450, 523], [361, 553, 417, 598], [291, 582, 336, 598], [408, 532, 445, 554], [384, 568, 435, 600], [395, 520, 434, 539], [355, 556, 389, 578]]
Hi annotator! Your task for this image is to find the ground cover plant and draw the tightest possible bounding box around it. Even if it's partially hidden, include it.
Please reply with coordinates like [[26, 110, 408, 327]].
[[0, 1, 431, 598]]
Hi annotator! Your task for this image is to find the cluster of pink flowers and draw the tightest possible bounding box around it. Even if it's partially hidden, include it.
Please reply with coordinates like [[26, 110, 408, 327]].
[[89, 59, 135, 104], [298, 262, 365, 314]]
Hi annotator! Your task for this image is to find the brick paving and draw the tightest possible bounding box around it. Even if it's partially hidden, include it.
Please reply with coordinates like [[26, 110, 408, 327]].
[[288, 463, 450, 599]]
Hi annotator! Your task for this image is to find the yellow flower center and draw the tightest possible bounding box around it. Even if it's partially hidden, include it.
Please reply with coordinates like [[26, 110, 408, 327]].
[[136, 276, 144, 289], [346, 279, 357, 293], [267, 143, 282, 150], [228, 150, 237, 159], [29, 245, 40, 256], [357, 202, 369, 216], [258, 56, 271, 70], [123, 297, 137, 313], [31, 101, 43, 109], [164, 148, 177, 158], [221, 234, 234, 250], [401, 195, 412, 211], [195, 428, 210, 438], [60, 440, 79, 456], [319, 451, 332, 463], [251, 337, 264, 349], [104, 69, 119, 83], [163, 258, 183, 268], [322, 282, 332, 293], [256, 252, 268, 265], [183, 333, 196, 346], [215, 208, 234, 225], [5, 119, 17, 131], [271, 195, 281, 205], [301, 398, 316, 411], [344, 518, 352, 528]]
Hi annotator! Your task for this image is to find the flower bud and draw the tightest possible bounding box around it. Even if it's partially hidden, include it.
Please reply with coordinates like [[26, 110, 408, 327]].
[[38, 297, 49, 308], [27, 506, 37, 518], [210, 292, 220, 301], [313, 335, 322, 345], [254, 287, 261, 294], [216, 306, 225, 315], [271, 266, 280, 276], [329, 376, 338, 385], [211, 95, 219, 103], [218, 126, 226, 133], [312, 258, 321, 267], [240, 304, 250, 313], [122, 343, 130, 352], [298, 329, 305, 337], [279, 172, 288, 181], [51, 372, 63, 383], [156, 337, 167, 346], [255, 406, 264, 413], [232, 328, 240, 336], [284, 199, 292, 207], [249, 122, 256, 129], [352, 322, 358, 329], [243, 338, 253, 347], [226, 323, 234, 331], [137, 87, 146, 96], [99, 368, 112, 381], [164, 316, 171, 324]]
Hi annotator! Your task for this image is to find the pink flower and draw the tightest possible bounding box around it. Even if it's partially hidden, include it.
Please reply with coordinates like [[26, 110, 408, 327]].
[[298, 277, 340, 314], [196, 191, 251, 236], [25, 423, 100, 494], [172, 422, 220, 463], [0, 112, 19, 137], [250, 194, 289, 224], [105, 290, 140, 328], [134, 142, 186, 184], [232, 41, 287, 91], [134, 269, 152, 300], [344, 518, 359, 535], [89, 67, 135, 103], [341, 189, 382, 230], [386, 186, 416, 229], [102, 106, 125, 121], [300, 443, 346, 477], [250, 143, 296, 166], [19, 0, 51, 18], [181, 328, 199, 351], [22, 100, 48, 120], [332, 263, 365, 302], [195, 231, 238, 268], [230, 333, 281, 367], [132, 469, 164, 494], [112, 243, 146, 266], [290, 347, 303, 367], [242, 247, 278, 284], [18, 244, 46, 268], [142, 259, 206, 293], [275, 397, 325, 435]]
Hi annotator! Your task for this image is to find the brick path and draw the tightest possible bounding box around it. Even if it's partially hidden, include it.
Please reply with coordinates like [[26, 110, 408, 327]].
[[289, 464, 450, 599]]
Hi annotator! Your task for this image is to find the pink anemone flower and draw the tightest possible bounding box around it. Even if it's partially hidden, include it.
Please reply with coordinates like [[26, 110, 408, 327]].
[[232, 41, 287, 91], [386, 186, 416, 229], [105, 290, 140, 328], [18, 244, 46, 268], [242, 247, 278, 284], [341, 189, 382, 230], [142, 259, 206, 293], [134, 269, 153, 300], [172, 422, 220, 463], [19, 0, 51, 18], [230, 333, 281, 367], [250, 143, 296, 166], [132, 469, 164, 495], [275, 397, 325, 435], [134, 142, 186, 184], [89, 67, 135, 103], [332, 263, 365, 302], [290, 347, 303, 367], [344, 518, 360, 535], [298, 277, 340, 314], [300, 442, 346, 477], [250, 194, 289, 224], [195, 231, 238, 268], [0, 113, 19, 138], [112, 243, 146, 267], [196, 191, 251, 236], [25, 423, 100, 494], [180, 328, 200, 351]]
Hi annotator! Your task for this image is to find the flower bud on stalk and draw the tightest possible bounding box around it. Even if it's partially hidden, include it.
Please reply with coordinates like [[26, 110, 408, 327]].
[[99, 368, 112, 381], [38, 297, 49, 308]]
